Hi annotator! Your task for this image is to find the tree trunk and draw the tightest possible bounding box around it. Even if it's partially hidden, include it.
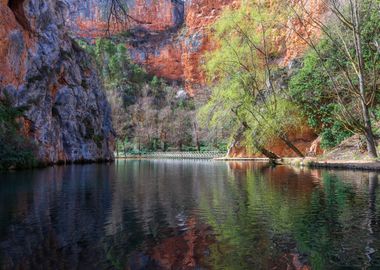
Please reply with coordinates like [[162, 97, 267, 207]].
[[164, 141, 168, 152], [352, 0, 378, 158], [253, 141, 281, 160], [227, 124, 246, 157], [364, 128, 378, 158], [193, 122, 201, 152], [227, 123, 280, 160], [279, 134, 305, 158], [116, 140, 119, 158]]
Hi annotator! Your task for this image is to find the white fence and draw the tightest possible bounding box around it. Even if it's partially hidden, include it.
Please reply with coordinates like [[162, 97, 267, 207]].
[[116, 151, 226, 160]]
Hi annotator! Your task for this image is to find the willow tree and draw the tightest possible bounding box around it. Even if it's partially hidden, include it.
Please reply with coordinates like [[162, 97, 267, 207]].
[[199, 0, 305, 158]]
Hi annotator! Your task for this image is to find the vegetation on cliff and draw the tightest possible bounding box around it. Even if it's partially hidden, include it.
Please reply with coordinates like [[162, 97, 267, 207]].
[[79, 38, 226, 154], [0, 97, 36, 170]]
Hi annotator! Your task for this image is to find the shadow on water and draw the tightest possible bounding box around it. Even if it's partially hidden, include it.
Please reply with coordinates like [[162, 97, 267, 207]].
[[0, 160, 380, 269]]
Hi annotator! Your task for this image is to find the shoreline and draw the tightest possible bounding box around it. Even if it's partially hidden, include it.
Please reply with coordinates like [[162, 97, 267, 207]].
[[307, 160, 380, 171], [274, 157, 380, 171], [5, 156, 380, 172], [1, 158, 115, 172], [116, 156, 380, 171], [216, 156, 380, 171]]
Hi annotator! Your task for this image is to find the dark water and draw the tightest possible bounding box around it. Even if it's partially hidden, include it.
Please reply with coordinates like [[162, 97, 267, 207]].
[[1, 160, 380, 270]]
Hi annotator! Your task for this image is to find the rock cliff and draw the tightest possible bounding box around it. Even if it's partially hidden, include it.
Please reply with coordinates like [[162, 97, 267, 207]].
[[0, 0, 114, 164], [67, 0, 184, 35], [67, 0, 324, 96], [66, 0, 238, 95]]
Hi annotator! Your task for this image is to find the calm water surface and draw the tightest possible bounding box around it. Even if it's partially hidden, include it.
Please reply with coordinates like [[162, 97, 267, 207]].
[[1, 160, 380, 269]]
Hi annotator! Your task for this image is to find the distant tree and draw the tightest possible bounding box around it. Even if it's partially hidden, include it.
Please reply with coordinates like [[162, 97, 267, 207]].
[[107, 89, 129, 156], [168, 109, 193, 151], [80, 38, 207, 153]]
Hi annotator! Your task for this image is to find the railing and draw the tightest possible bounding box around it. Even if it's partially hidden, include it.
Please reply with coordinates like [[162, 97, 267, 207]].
[[116, 151, 226, 160]]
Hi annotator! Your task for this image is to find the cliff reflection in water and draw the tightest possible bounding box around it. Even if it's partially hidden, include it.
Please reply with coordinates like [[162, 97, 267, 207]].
[[0, 160, 380, 269]]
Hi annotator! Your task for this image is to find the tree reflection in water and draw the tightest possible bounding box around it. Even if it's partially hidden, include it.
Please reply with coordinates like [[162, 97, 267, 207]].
[[0, 160, 380, 269]]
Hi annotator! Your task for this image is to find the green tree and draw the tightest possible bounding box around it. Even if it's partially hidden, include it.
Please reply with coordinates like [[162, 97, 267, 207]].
[[289, 49, 354, 149], [199, 0, 305, 158], [289, 0, 380, 156]]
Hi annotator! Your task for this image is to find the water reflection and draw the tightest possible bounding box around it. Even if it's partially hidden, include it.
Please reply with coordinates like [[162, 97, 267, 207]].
[[0, 160, 380, 269]]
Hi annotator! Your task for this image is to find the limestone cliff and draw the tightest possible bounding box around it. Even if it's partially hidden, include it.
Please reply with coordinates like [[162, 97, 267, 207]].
[[67, 0, 325, 97], [67, 0, 184, 35], [66, 0, 238, 95], [0, 0, 114, 164]]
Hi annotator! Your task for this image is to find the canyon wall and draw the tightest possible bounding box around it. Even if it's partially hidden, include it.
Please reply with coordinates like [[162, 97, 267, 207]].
[[68, 0, 324, 96], [67, 0, 238, 95], [68, 0, 325, 157], [0, 0, 114, 164], [67, 0, 185, 36]]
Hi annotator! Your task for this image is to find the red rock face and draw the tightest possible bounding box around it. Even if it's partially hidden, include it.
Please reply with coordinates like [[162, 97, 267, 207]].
[[71, 0, 184, 37], [128, 0, 238, 94], [279, 0, 327, 66], [139, 43, 184, 81], [127, 31, 184, 81], [182, 0, 239, 95], [0, 0, 31, 87], [69, 0, 236, 94], [229, 125, 323, 158], [128, 0, 183, 31], [71, 0, 325, 96]]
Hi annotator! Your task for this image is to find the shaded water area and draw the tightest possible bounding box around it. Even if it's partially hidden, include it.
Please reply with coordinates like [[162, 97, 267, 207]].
[[1, 160, 380, 269]]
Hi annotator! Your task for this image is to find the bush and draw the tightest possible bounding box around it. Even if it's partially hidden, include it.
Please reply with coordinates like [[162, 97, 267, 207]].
[[0, 98, 37, 170], [289, 47, 353, 149]]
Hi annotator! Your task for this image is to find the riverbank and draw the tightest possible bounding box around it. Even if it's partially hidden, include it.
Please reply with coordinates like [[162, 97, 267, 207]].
[[215, 156, 380, 171], [116, 154, 380, 171], [276, 157, 380, 171], [1, 158, 115, 171]]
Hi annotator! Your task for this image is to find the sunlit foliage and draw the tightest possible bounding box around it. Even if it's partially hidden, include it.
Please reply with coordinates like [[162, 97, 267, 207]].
[[199, 0, 304, 155]]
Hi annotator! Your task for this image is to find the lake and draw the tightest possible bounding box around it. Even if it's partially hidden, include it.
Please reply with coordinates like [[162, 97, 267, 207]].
[[0, 160, 380, 269]]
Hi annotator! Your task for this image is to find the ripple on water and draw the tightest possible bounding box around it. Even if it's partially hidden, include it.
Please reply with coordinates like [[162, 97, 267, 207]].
[[0, 161, 380, 269]]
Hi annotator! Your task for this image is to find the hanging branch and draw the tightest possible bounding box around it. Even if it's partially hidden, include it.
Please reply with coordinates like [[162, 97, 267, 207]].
[[103, 0, 152, 35]]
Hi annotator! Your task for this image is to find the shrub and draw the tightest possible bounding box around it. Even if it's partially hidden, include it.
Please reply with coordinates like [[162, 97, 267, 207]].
[[0, 98, 37, 170]]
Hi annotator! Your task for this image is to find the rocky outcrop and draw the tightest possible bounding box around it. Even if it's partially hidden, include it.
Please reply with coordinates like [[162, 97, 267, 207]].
[[65, 0, 237, 95], [0, 0, 114, 164], [127, 28, 184, 81], [182, 0, 239, 94], [228, 125, 323, 158], [67, 0, 325, 96], [227, 60, 324, 158], [67, 0, 185, 36]]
